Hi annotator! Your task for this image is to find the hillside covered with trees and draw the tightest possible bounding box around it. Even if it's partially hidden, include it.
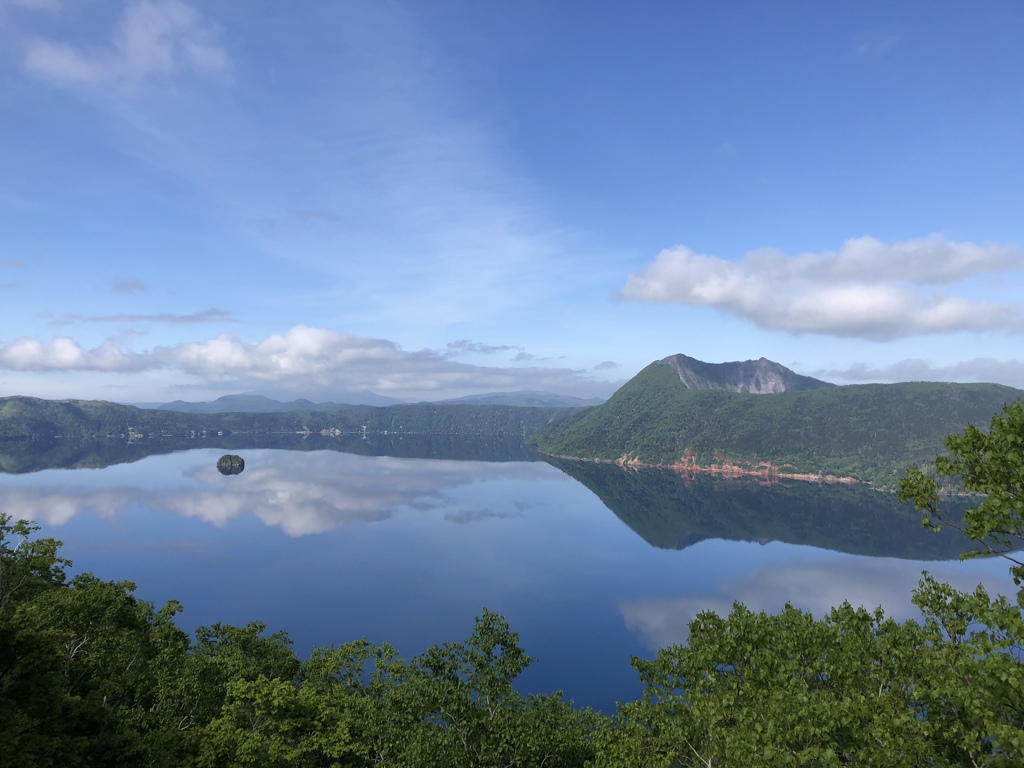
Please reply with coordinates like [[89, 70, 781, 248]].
[[532, 359, 1023, 486], [0, 396, 572, 441]]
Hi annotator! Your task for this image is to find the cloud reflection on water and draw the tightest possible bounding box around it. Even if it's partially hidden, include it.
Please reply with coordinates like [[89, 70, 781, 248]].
[[3, 450, 564, 536], [620, 552, 1017, 650]]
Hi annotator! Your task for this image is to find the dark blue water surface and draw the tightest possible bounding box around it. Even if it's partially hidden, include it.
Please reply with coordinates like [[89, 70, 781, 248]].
[[1, 446, 1013, 713]]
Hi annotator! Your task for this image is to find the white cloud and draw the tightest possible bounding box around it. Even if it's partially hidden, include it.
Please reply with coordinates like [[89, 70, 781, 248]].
[[621, 235, 1024, 340], [820, 358, 1024, 390], [0, 325, 618, 399], [0, 337, 147, 372], [445, 340, 519, 357], [24, 0, 227, 88], [620, 554, 1016, 650]]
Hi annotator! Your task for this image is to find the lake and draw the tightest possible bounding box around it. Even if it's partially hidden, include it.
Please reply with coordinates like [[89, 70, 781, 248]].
[[0, 438, 1013, 713]]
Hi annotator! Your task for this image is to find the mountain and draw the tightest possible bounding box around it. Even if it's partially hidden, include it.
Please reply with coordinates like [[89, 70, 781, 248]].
[[530, 354, 1024, 487], [434, 391, 606, 408], [155, 394, 362, 413], [658, 353, 833, 393]]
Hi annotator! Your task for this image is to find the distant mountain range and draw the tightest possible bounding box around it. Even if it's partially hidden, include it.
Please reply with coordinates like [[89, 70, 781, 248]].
[[154, 394, 364, 414], [6, 351, 1022, 488], [151, 390, 603, 413], [434, 391, 606, 408], [0, 396, 577, 442], [531, 353, 1024, 487]]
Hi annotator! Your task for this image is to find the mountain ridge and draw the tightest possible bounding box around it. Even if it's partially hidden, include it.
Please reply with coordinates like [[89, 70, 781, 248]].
[[657, 353, 834, 393]]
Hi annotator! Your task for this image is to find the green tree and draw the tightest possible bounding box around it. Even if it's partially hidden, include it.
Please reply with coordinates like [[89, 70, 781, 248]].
[[898, 399, 1024, 764], [899, 399, 1024, 582]]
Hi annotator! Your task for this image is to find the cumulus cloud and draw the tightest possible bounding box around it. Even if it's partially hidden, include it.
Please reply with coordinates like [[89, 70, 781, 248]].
[[819, 358, 1024, 390], [0, 325, 616, 400], [24, 0, 228, 88], [0, 337, 148, 372], [621, 235, 1024, 340], [620, 555, 1016, 649]]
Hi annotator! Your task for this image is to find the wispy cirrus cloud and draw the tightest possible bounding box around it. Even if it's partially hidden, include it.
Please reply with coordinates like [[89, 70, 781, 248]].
[[48, 308, 233, 326], [0, 325, 618, 399], [23, 0, 228, 88], [112, 278, 149, 294], [853, 31, 902, 57], [445, 339, 519, 357], [621, 235, 1024, 341]]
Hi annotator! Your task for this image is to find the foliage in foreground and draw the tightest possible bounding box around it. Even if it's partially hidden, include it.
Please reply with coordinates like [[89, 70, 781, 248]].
[[2, 400, 1024, 766]]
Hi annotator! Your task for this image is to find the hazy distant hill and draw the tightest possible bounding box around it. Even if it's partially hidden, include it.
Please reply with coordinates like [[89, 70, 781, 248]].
[[155, 394, 362, 414], [531, 354, 1023, 486], [0, 396, 573, 442], [435, 391, 606, 408], [155, 392, 402, 413]]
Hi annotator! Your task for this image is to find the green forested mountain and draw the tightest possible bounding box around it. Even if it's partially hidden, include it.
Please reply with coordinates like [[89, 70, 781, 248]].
[[0, 396, 573, 441], [531, 359, 1023, 486]]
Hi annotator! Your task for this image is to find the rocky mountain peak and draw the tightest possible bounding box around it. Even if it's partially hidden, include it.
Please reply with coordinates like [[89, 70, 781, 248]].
[[656, 353, 833, 394]]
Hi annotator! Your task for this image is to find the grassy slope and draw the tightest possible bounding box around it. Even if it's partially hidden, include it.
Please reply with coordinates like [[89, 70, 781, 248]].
[[532, 363, 1024, 486]]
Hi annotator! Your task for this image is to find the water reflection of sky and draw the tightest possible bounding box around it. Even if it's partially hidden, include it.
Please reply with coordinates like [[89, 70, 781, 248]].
[[3, 448, 1016, 713]]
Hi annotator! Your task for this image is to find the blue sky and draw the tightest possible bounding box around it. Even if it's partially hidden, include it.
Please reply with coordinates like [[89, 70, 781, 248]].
[[1, 0, 1022, 403]]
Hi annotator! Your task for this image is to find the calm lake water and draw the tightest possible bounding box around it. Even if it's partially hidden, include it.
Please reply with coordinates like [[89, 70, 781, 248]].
[[1, 440, 1014, 712]]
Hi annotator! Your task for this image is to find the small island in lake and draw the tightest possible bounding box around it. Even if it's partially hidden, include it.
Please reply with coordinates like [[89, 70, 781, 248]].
[[216, 454, 245, 475]]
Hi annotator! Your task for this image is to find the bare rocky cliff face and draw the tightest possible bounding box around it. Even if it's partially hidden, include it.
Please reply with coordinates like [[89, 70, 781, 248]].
[[658, 354, 834, 394]]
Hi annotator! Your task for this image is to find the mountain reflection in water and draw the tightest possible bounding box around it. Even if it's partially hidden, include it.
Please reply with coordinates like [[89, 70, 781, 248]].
[[0, 436, 969, 558], [544, 457, 969, 559]]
